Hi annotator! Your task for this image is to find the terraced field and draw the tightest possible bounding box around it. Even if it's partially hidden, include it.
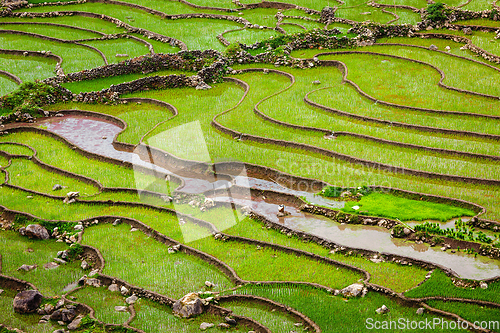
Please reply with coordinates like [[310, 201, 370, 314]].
[[0, 0, 499, 332]]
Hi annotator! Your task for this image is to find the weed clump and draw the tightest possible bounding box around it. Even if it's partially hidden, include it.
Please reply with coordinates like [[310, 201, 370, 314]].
[[0, 82, 70, 117], [426, 3, 450, 23]]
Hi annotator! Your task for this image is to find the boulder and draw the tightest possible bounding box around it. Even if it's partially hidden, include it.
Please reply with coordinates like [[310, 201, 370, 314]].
[[340, 283, 365, 297], [20, 224, 50, 240], [13, 290, 43, 314], [173, 292, 203, 318]]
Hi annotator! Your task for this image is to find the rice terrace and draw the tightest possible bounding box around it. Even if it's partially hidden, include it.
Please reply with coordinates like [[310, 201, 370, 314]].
[[1, 0, 500, 331]]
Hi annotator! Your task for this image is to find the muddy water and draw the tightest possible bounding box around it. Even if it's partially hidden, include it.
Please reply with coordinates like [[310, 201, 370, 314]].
[[37, 115, 500, 280]]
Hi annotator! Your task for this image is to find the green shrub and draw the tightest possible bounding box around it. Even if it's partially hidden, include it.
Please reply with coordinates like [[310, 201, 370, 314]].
[[426, 3, 448, 23], [67, 243, 84, 260], [391, 224, 406, 238], [0, 82, 58, 115], [224, 43, 243, 58]]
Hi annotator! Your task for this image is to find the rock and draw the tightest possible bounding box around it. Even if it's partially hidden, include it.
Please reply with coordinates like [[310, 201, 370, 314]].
[[445, 46, 451, 51], [41, 314, 51, 321], [120, 286, 129, 295], [218, 323, 231, 329], [116, 54, 129, 57], [115, 306, 128, 312], [74, 224, 84, 231], [196, 82, 212, 90], [312, 80, 321, 85], [204, 281, 215, 289], [463, 27, 472, 35], [403, 227, 411, 235], [52, 184, 63, 191], [0, 289, 3, 295], [108, 284, 119, 292], [429, 44, 438, 51], [68, 314, 84, 330], [44, 303, 55, 314], [13, 290, 43, 313], [126, 295, 138, 304], [53, 258, 67, 265], [416, 307, 425, 315], [64, 192, 79, 204], [85, 278, 101, 287], [17, 264, 37, 272], [376, 305, 390, 314], [112, 219, 121, 226], [340, 283, 364, 297], [52, 330, 65, 333], [480, 281, 488, 289], [51, 308, 75, 322], [21, 224, 50, 240], [44, 262, 59, 270], [55, 299, 65, 309], [225, 317, 237, 325], [130, 228, 138, 232], [173, 292, 204, 318], [200, 322, 214, 330], [81, 260, 90, 270]]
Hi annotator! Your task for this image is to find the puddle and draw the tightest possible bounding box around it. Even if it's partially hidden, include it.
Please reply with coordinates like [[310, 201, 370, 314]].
[[36, 115, 500, 280]]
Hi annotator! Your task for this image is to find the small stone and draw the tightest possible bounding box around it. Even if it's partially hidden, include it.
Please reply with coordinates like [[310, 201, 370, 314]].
[[416, 307, 425, 315], [126, 295, 138, 304], [217, 323, 231, 329], [53, 258, 67, 265], [112, 219, 121, 226], [312, 80, 321, 85], [429, 44, 438, 51], [480, 281, 488, 289], [115, 306, 128, 312], [376, 304, 390, 314], [200, 322, 214, 330], [44, 303, 55, 314], [85, 278, 101, 287], [44, 262, 59, 270], [108, 284, 119, 292], [120, 286, 129, 295], [205, 281, 215, 289], [340, 283, 364, 297], [52, 184, 63, 191], [74, 224, 84, 231], [68, 314, 84, 330], [17, 264, 37, 272], [81, 260, 90, 270], [130, 228, 138, 232], [225, 317, 237, 325]]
